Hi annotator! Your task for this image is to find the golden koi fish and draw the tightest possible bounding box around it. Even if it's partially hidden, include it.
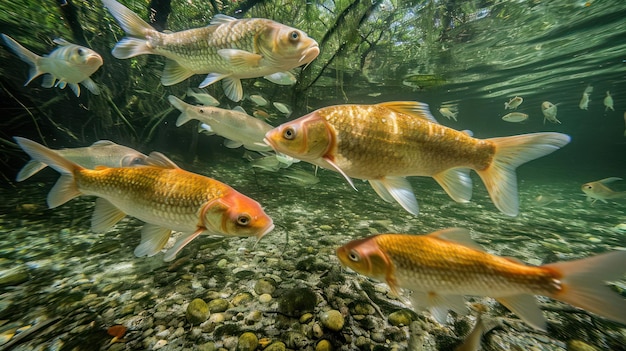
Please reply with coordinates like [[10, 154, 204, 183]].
[[14, 137, 274, 261], [337, 228, 626, 331], [1, 34, 102, 96], [16, 140, 148, 182], [102, 0, 319, 102], [264, 102, 571, 216]]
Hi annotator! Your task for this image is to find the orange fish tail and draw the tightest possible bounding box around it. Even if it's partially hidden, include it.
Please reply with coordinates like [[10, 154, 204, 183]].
[[543, 251, 626, 325], [14, 137, 82, 208], [476, 132, 570, 216]]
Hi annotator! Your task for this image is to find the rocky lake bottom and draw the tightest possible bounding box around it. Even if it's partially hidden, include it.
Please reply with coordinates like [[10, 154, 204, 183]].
[[1, 158, 626, 351]]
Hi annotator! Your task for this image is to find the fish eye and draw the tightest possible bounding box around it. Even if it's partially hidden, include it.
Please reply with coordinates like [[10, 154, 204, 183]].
[[583, 184, 592, 189], [289, 31, 299, 42], [236, 214, 251, 226], [283, 127, 296, 140], [348, 249, 360, 262], [77, 48, 85, 56], [199, 109, 204, 114], [130, 157, 145, 165]]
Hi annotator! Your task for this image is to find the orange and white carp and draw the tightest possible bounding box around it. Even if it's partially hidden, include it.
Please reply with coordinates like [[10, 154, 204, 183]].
[[15, 137, 274, 262], [336, 228, 626, 331], [102, 0, 319, 102], [264, 102, 571, 216]]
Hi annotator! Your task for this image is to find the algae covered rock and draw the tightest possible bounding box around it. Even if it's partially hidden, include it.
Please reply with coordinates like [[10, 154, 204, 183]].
[[388, 308, 418, 327], [316, 339, 333, 351], [278, 287, 317, 317], [264, 341, 286, 351], [567, 340, 599, 351], [207, 298, 229, 313], [186, 298, 210, 324], [236, 332, 258, 351], [254, 277, 276, 295], [319, 310, 344, 332]]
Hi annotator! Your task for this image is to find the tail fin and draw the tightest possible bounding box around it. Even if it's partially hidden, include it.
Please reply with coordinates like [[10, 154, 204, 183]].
[[1, 34, 43, 86], [545, 251, 626, 326], [101, 0, 155, 58], [476, 132, 570, 216], [14, 137, 82, 208], [16, 160, 47, 182], [168, 95, 193, 127]]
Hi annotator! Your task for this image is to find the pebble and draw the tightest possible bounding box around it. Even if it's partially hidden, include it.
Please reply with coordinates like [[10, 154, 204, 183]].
[[264, 341, 287, 351], [207, 298, 230, 313], [236, 332, 259, 351], [152, 339, 167, 350], [186, 298, 210, 324], [316, 339, 333, 351], [388, 309, 418, 327], [254, 278, 276, 295], [231, 292, 253, 306], [299, 313, 314, 324], [320, 310, 344, 331], [259, 294, 272, 304]]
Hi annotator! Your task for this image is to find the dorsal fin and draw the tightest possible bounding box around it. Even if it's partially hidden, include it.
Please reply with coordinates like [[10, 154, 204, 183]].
[[427, 228, 484, 252], [376, 101, 438, 123], [91, 140, 116, 147], [210, 14, 236, 25], [52, 38, 72, 46], [233, 106, 247, 114], [146, 152, 180, 169]]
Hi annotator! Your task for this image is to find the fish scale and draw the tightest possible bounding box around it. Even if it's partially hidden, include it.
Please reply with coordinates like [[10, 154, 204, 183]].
[[155, 20, 264, 72], [76, 167, 228, 230], [375, 234, 557, 297], [320, 104, 494, 177]]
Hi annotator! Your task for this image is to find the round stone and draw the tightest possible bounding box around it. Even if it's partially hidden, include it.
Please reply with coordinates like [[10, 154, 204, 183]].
[[186, 298, 210, 324], [264, 341, 286, 351], [207, 298, 229, 313], [236, 332, 259, 351], [319, 310, 344, 332], [316, 339, 333, 351], [388, 309, 417, 327], [254, 278, 276, 295]]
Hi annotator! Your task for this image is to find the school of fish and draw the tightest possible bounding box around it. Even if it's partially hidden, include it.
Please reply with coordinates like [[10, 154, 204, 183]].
[[4, 1, 626, 349]]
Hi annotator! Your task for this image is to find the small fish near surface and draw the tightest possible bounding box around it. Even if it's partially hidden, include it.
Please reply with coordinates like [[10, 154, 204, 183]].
[[579, 85, 593, 110], [186, 88, 220, 106], [438, 103, 459, 121], [102, 0, 319, 102], [336, 228, 626, 331], [581, 177, 626, 204], [604, 91, 614, 111], [14, 137, 274, 262], [168, 95, 274, 152], [16, 140, 148, 182], [264, 101, 570, 216], [541, 101, 560, 124], [1, 34, 102, 96], [501, 112, 528, 123], [504, 96, 523, 110]]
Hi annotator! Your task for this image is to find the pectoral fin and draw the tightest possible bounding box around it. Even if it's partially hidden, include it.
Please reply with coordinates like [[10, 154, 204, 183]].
[[433, 168, 472, 203], [91, 198, 127, 232], [199, 72, 228, 88], [323, 156, 356, 191], [134, 223, 172, 257], [409, 291, 467, 324], [80, 78, 100, 95], [217, 49, 262, 68], [222, 77, 243, 102], [161, 60, 194, 86], [162, 228, 204, 262], [369, 177, 419, 215], [496, 294, 546, 331]]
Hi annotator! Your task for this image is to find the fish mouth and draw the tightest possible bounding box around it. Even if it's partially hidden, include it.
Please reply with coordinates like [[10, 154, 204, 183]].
[[263, 136, 277, 150], [299, 44, 320, 65], [259, 222, 275, 239]]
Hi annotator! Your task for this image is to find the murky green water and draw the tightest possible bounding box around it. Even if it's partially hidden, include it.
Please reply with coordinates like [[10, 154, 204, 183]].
[[1, 0, 625, 350]]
